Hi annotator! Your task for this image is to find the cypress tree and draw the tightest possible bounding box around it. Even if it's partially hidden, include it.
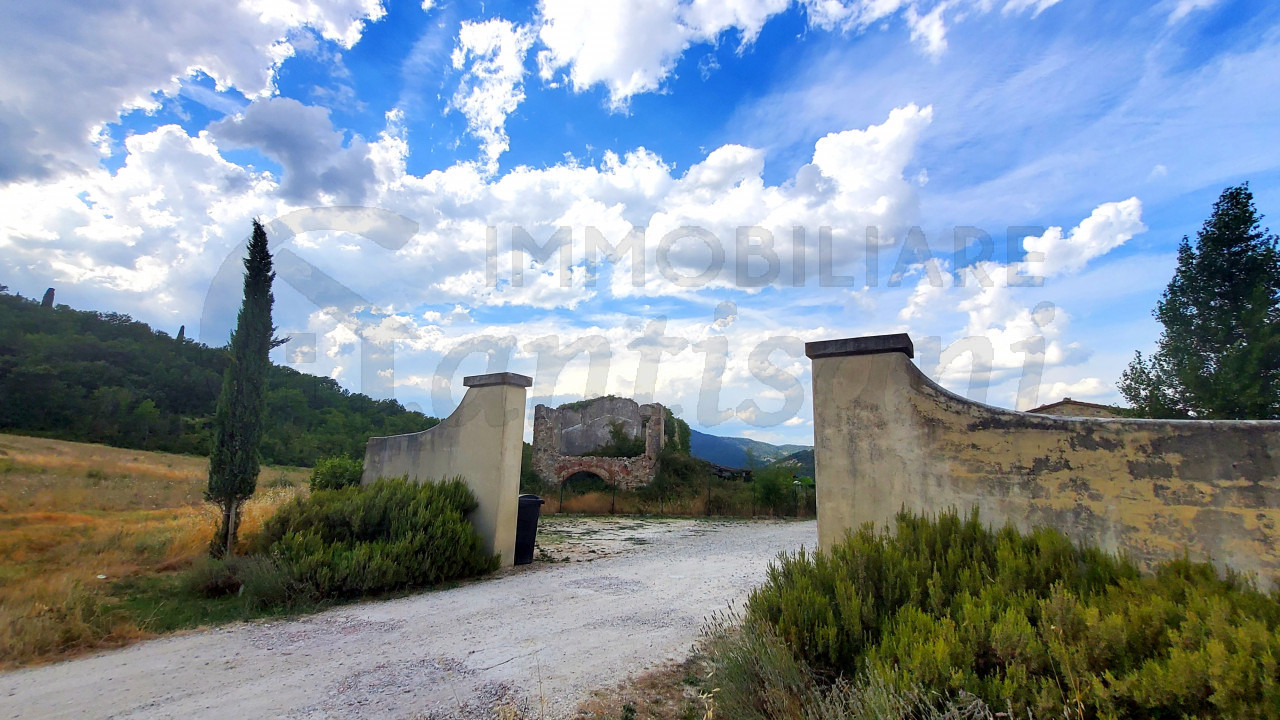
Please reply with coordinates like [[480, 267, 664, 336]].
[[207, 220, 276, 556], [1120, 184, 1280, 418]]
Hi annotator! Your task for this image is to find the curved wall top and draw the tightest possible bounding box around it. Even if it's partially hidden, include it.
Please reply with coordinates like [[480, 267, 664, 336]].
[[806, 334, 1280, 587], [362, 372, 531, 567]]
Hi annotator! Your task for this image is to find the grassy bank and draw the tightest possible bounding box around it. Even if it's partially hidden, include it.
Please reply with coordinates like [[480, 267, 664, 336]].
[[0, 433, 310, 668]]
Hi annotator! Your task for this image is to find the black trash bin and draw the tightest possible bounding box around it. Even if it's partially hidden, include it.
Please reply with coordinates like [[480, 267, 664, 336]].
[[514, 494, 545, 565]]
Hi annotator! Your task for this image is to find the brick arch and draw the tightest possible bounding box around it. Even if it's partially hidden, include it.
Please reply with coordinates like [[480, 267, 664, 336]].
[[552, 456, 622, 487], [546, 453, 659, 491]]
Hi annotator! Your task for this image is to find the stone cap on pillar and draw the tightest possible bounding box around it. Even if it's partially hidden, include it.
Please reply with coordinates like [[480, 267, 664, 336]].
[[463, 372, 534, 388], [804, 333, 914, 360]]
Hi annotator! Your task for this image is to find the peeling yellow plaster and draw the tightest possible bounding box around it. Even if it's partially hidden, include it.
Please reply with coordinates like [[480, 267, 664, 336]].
[[810, 349, 1280, 588]]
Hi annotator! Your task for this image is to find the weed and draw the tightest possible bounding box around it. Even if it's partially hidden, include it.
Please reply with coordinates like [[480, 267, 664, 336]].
[[265, 471, 297, 490], [111, 572, 314, 635], [0, 576, 142, 667], [131, 532, 172, 561], [179, 554, 297, 610], [233, 555, 296, 610], [182, 556, 241, 598], [576, 657, 711, 720]]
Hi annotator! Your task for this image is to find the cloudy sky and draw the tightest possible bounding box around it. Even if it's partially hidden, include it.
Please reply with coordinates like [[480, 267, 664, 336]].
[[2, 0, 1277, 444]]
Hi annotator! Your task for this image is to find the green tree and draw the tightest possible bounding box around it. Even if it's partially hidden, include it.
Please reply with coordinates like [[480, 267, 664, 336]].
[[751, 465, 792, 515], [1121, 184, 1280, 418], [130, 398, 161, 447], [207, 220, 277, 556]]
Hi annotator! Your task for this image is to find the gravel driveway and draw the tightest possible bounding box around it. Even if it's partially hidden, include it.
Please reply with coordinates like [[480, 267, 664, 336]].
[[1, 517, 815, 720]]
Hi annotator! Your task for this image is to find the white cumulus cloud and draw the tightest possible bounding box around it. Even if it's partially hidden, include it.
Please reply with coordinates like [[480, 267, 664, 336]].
[[450, 19, 536, 172], [1021, 197, 1146, 277], [0, 0, 384, 182]]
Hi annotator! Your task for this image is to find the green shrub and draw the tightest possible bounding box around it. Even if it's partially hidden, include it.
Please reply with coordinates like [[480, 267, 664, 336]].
[[751, 466, 795, 515], [699, 614, 995, 720], [233, 555, 296, 610], [308, 455, 364, 491], [260, 476, 499, 598], [706, 480, 754, 516], [699, 614, 813, 720], [180, 555, 297, 609], [519, 442, 552, 494], [583, 421, 646, 458], [655, 448, 705, 487], [183, 556, 242, 598], [663, 407, 691, 454], [741, 510, 1280, 718]]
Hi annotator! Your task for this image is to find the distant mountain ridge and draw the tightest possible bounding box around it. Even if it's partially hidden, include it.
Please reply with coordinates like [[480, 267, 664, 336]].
[[688, 428, 811, 469], [769, 449, 815, 480]]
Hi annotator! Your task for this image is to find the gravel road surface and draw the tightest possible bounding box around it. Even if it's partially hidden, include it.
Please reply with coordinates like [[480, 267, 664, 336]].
[[1, 517, 815, 720]]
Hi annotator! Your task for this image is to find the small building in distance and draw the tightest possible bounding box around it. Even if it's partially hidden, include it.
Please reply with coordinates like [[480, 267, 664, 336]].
[[1026, 397, 1123, 418]]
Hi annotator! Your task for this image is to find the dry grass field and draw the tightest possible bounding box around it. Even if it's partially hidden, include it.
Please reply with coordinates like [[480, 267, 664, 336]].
[[550, 490, 711, 516], [0, 433, 309, 668]]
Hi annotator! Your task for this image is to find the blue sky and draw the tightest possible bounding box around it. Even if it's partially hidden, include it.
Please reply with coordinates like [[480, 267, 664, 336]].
[[2, 0, 1278, 443]]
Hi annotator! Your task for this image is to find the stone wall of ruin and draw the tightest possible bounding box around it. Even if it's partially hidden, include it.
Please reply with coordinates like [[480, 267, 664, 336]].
[[532, 397, 666, 490]]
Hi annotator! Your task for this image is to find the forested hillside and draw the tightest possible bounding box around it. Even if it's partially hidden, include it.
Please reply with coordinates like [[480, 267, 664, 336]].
[[767, 448, 814, 480], [0, 292, 437, 465]]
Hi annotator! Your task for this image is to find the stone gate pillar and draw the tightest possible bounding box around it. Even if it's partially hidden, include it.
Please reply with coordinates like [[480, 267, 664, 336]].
[[363, 372, 533, 567]]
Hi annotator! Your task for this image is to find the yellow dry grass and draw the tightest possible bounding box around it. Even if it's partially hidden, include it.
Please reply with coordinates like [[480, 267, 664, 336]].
[[574, 656, 709, 720], [548, 491, 713, 517], [0, 433, 309, 668]]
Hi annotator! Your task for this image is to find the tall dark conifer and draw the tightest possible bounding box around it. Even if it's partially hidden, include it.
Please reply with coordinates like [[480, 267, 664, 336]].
[[207, 220, 276, 555], [1120, 184, 1280, 418]]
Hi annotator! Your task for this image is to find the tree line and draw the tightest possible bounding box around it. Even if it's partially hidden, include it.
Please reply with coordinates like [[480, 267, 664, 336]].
[[0, 286, 437, 467]]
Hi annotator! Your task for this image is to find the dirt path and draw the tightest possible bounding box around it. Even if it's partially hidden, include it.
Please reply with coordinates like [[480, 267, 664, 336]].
[[0, 517, 815, 720]]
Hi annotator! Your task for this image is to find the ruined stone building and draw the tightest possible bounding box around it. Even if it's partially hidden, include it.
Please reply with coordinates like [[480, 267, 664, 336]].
[[531, 396, 665, 490]]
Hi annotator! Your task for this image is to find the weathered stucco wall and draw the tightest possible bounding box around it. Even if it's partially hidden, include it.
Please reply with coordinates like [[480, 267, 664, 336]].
[[362, 372, 531, 567], [531, 398, 665, 490], [806, 334, 1280, 587]]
